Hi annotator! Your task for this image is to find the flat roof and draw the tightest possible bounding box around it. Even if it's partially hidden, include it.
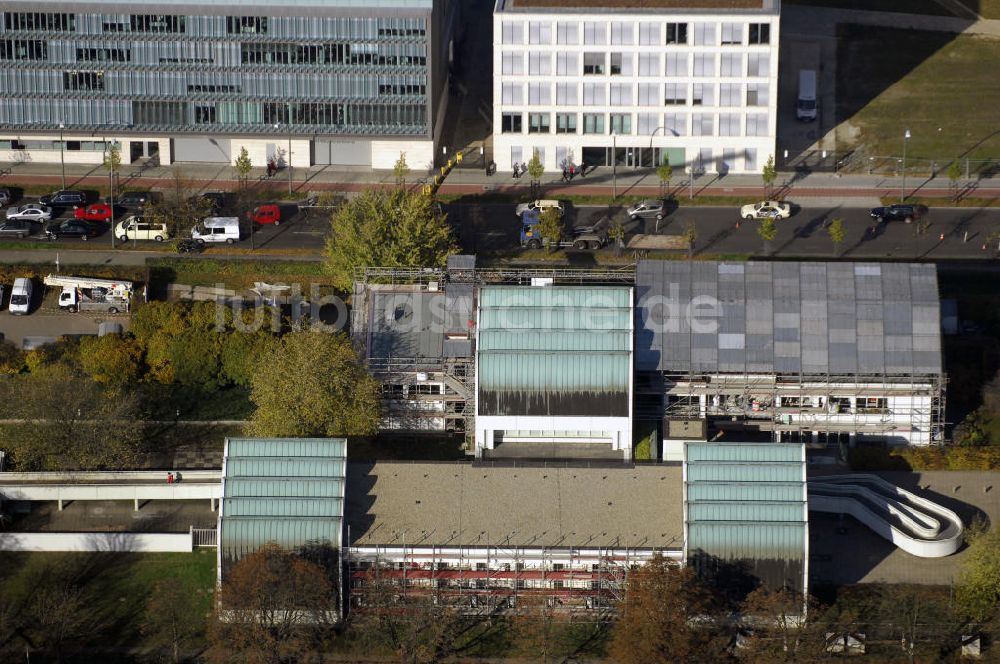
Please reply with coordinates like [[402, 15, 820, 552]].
[[345, 462, 683, 549], [498, 0, 775, 13], [369, 289, 445, 360]]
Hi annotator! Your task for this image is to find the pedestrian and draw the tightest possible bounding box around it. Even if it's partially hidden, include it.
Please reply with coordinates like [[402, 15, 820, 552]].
[[562, 167, 568, 183], [521, 161, 527, 175], [578, 161, 586, 178], [569, 164, 576, 181], [167, 472, 174, 484], [513, 162, 520, 179]]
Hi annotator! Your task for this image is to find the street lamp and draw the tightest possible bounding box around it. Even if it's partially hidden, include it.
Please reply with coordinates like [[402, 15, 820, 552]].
[[901, 128, 911, 202], [58, 123, 65, 190]]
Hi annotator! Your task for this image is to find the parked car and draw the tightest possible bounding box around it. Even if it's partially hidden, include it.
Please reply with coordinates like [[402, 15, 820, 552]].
[[0, 188, 11, 206], [514, 199, 565, 218], [112, 190, 162, 209], [627, 198, 676, 222], [74, 203, 114, 222], [191, 217, 240, 244], [45, 219, 98, 241], [39, 190, 87, 207], [0, 219, 35, 239], [114, 216, 170, 242], [739, 200, 792, 221], [250, 204, 281, 225], [5, 204, 52, 223], [869, 204, 928, 223], [9, 277, 32, 315], [0, 283, 5, 310]]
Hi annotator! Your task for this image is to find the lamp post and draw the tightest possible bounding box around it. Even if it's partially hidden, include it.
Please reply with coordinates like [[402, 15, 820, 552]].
[[901, 128, 911, 203], [103, 136, 116, 250], [58, 123, 66, 190], [287, 125, 293, 196]]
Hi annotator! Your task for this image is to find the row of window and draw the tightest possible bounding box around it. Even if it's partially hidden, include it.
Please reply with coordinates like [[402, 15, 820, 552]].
[[131, 100, 428, 128], [502, 20, 770, 47], [507, 145, 759, 172], [7, 139, 109, 151], [241, 42, 425, 67], [502, 51, 771, 79], [2, 13, 427, 39], [500, 82, 770, 108], [501, 112, 771, 138]]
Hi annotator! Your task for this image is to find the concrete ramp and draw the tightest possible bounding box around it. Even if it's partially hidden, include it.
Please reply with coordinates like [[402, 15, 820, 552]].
[[808, 474, 963, 558]]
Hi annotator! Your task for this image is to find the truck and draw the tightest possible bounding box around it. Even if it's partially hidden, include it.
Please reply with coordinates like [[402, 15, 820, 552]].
[[797, 69, 817, 122], [43, 274, 133, 314], [520, 210, 608, 251]]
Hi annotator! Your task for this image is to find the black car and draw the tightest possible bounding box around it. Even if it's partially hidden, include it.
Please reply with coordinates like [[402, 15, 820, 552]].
[[45, 219, 97, 240], [112, 190, 163, 209], [39, 190, 87, 208], [0, 188, 11, 206], [0, 219, 34, 239], [869, 204, 928, 223]]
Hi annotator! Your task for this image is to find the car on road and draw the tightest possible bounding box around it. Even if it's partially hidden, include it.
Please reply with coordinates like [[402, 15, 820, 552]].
[[250, 204, 281, 225], [0, 188, 11, 206], [0, 219, 35, 239], [740, 200, 792, 221], [115, 216, 170, 242], [514, 199, 564, 218], [627, 198, 676, 222], [39, 190, 87, 208], [869, 204, 928, 223], [5, 204, 52, 223], [45, 219, 98, 241], [112, 190, 162, 209], [74, 203, 114, 222]]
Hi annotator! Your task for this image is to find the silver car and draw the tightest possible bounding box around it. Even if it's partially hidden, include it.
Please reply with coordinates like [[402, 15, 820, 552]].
[[5, 204, 53, 222]]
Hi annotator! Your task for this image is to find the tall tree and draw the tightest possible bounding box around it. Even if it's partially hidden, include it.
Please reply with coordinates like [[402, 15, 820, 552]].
[[608, 555, 723, 663], [956, 522, 1000, 622], [757, 216, 778, 255], [527, 149, 545, 182], [142, 580, 206, 664], [537, 206, 564, 253], [762, 154, 777, 197], [246, 331, 380, 438], [657, 158, 674, 196], [233, 147, 253, 189], [738, 586, 825, 662], [394, 151, 410, 186], [141, 167, 214, 239], [508, 595, 563, 664], [208, 543, 337, 664], [28, 585, 98, 663], [324, 188, 456, 291], [827, 217, 845, 256]]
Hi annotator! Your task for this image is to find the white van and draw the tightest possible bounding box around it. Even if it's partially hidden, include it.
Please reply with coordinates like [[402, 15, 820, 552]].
[[797, 69, 817, 122], [115, 215, 171, 242], [9, 277, 32, 315], [191, 217, 240, 244]]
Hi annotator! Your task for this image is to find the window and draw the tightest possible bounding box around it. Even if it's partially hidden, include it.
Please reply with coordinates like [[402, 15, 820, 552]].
[[638, 83, 660, 106], [721, 23, 742, 45], [720, 83, 741, 107], [746, 113, 768, 136], [510, 146, 523, 164], [502, 22, 524, 44], [502, 112, 523, 133], [746, 83, 769, 107], [1, 40, 48, 61], [528, 83, 551, 105], [557, 22, 579, 44], [556, 113, 577, 134], [639, 22, 661, 45], [693, 54, 715, 77], [610, 52, 622, 75], [226, 17, 267, 34], [583, 83, 605, 105], [502, 52, 524, 75], [556, 52, 578, 76], [665, 53, 687, 77], [664, 83, 686, 105], [721, 54, 741, 77], [583, 113, 604, 134], [744, 148, 757, 171], [749, 23, 771, 45], [638, 53, 660, 77], [63, 71, 104, 90], [528, 21, 552, 45], [610, 114, 631, 135], [76, 47, 129, 62], [610, 22, 634, 45], [194, 105, 217, 124], [693, 114, 714, 136], [719, 113, 740, 136], [693, 23, 716, 46], [664, 112, 687, 136], [528, 113, 550, 133], [583, 22, 606, 45], [609, 83, 632, 106], [666, 22, 687, 45], [583, 52, 605, 75], [556, 83, 577, 105], [856, 397, 888, 412], [748, 53, 770, 77], [529, 52, 551, 75], [130, 15, 185, 33], [502, 83, 524, 105], [637, 113, 659, 136], [4, 12, 74, 31], [692, 83, 714, 106]]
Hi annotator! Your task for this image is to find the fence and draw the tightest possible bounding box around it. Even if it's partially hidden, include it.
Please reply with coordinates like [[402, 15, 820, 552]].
[[192, 528, 218, 548], [781, 148, 1000, 180]]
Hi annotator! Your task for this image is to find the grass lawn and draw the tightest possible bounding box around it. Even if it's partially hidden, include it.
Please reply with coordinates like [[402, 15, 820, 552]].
[[148, 257, 333, 291], [837, 28, 1000, 168], [785, 0, 954, 14], [0, 549, 215, 661]]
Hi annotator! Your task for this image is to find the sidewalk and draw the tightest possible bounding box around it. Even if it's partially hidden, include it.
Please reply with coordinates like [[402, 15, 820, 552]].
[[2, 159, 998, 201]]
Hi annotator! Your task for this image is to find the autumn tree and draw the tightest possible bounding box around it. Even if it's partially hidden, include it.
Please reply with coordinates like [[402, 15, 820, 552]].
[[956, 522, 1000, 621], [761, 154, 777, 197], [246, 331, 380, 438], [827, 217, 845, 256], [324, 188, 456, 291], [682, 221, 698, 259], [141, 167, 215, 238], [757, 216, 778, 255], [142, 580, 206, 664], [208, 543, 338, 664], [738, 586, 826, 662], [609, 555, 723, 663], [233, 147, 253, 189], [77, 334, 143, 385], [28, 585, 99, 663], [394, 152, 410, 186], [508, 595, 564, 664], [657, 158, 673, 196], [537, 206, 564, 253], [527, 149, 545, 182]]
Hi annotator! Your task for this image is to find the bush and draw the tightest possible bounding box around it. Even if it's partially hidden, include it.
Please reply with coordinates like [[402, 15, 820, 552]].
[[635, 433, 653, 461], [0, 341, 24, 374], [220, 332, 276, 388], [849, 445, 1000, 471]]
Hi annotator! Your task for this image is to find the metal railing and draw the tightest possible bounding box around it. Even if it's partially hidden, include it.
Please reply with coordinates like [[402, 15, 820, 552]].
[[191, 528, 218, 548]]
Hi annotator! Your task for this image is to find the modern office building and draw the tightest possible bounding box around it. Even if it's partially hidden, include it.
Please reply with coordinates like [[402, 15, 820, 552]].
[[492, 0, 781, 174], [0, 0, 456, 169]]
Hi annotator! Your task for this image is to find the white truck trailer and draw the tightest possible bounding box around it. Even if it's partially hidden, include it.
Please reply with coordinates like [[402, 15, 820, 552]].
[[43, 275, 133, 314]]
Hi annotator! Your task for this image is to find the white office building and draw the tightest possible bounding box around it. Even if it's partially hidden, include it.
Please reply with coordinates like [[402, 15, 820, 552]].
[[492, 0, 780, 174]]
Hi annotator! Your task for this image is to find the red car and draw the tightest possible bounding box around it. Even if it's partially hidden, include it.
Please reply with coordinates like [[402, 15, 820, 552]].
[[250, 204, 281, 225], [74, 203, 114, 222]]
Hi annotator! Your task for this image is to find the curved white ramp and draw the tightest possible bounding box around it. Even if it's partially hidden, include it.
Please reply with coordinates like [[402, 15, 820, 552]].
[[808, 474, 963, 558]]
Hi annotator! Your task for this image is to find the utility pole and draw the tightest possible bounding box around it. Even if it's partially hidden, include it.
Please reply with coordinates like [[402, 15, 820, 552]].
[[901, 128, 911, 203]]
